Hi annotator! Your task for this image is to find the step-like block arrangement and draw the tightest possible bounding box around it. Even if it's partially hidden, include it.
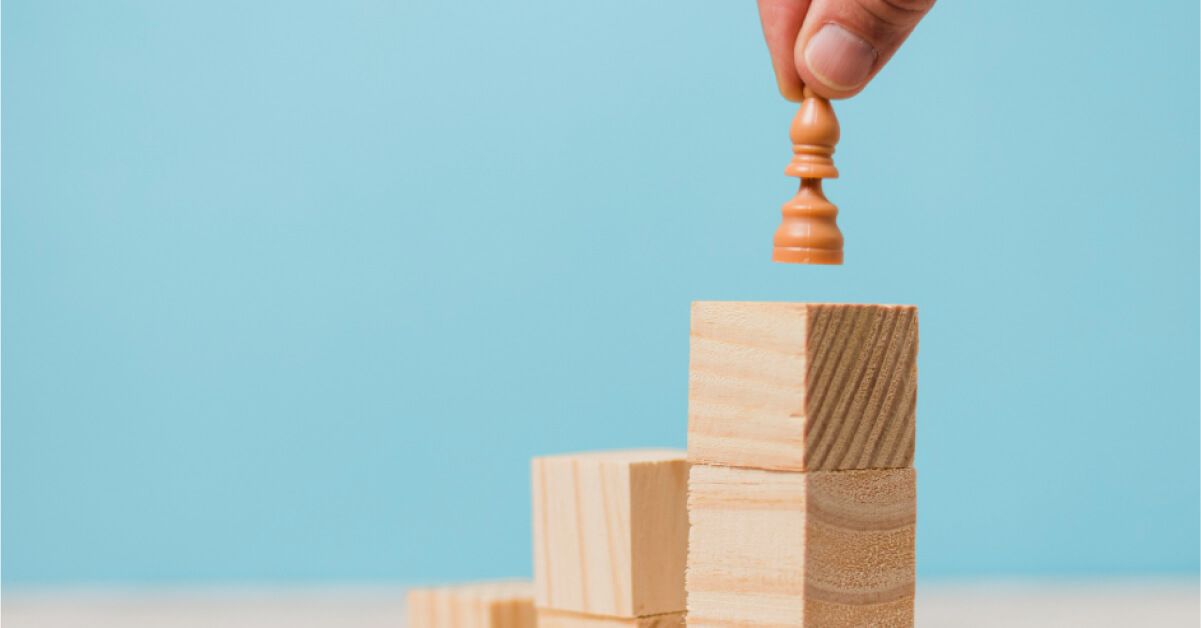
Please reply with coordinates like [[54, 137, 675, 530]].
[[412, 302, 920, 628], [688, 301, 917, 472], [532, 449, 688, 624], [407, 581, 536, 628], [686, 465, 916, 627]]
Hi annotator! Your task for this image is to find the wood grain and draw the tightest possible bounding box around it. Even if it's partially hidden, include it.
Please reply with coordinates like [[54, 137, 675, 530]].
[[536, 609, 684, 628], [686, 464, 915, 627], [407, 581, 535, 628], [688, 302, 917, 472], [531, 450, 687, 618]]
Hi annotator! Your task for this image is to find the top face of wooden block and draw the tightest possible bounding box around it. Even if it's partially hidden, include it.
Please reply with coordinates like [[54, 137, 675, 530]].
[[688, 302, 917, 472], [534, 449, 686, 465], [532, 449, 688, 618], [407, 581, 535, 628]]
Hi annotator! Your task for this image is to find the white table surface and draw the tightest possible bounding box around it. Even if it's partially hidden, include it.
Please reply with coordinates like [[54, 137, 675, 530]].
[[4, 580, 1197, 628]]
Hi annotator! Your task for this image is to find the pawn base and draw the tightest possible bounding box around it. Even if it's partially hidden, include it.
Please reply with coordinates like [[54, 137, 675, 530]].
[[772, 246, 843, 265]]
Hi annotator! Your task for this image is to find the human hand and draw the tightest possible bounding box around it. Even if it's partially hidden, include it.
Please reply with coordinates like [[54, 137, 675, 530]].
[[758, 0, 935, 100]]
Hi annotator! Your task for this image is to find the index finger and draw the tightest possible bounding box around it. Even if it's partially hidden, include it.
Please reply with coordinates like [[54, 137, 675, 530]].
[[758, 0, 811, 102]]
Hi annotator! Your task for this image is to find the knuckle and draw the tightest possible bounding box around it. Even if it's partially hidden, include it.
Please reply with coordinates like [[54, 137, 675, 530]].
[[854, 0, 934, 31], [881, 0, 936, 12]]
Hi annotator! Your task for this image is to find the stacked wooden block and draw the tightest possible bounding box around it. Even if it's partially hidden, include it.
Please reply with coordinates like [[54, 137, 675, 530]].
[[407, 582, 536, 628], [686, 302, 918, 627], [531, 450, 689, 628]]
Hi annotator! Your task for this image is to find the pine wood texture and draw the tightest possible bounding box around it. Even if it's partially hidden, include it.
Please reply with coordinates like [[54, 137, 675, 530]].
[[407, 581, 535, 628], [688, 302, 917, 472], [531, 450, 688, 618], [686, 464, 915, 627], [536, 609, 685, 628]]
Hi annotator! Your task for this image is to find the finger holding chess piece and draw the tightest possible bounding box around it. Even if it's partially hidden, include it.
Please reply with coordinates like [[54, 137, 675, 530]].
[[772, 86, 843, 265]]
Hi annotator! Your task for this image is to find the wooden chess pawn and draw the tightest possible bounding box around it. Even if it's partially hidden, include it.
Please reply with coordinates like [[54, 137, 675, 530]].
[[773, 87, 843, 265]]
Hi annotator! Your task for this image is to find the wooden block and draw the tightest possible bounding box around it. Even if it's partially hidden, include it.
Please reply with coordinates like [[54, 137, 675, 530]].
[[689, 301, 917, 472], [686, 464, 915, 627], [536, 609, 685, 628], [407, 581, 536, 628], [532, 449, 688, 618]]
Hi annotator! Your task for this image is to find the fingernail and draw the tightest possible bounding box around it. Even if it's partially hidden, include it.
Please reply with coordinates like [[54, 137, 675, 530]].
[[803, 24, 877, 91]]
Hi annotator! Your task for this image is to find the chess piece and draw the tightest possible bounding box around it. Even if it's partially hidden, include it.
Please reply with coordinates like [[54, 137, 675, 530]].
[[773, 87, 843, 265]]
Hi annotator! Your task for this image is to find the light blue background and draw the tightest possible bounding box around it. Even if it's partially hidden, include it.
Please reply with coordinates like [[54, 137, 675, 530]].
[[3, 1, 1198, 586]]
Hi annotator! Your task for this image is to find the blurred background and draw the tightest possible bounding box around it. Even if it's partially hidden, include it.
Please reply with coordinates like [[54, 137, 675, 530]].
[[3, 0, 1198, 599]]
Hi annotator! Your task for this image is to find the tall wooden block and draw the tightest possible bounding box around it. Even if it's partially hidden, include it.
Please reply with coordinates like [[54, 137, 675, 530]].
[[531, 449, 688, 618], [689, 301, 918, 472], [408, 581, 536, 628], [686, 464, 916, 627]]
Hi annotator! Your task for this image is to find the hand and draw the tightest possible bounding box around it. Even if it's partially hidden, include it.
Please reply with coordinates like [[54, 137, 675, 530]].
[[758, 0, 935, 100]]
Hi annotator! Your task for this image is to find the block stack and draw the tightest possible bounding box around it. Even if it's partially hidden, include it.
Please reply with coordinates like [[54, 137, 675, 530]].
[[686, 302, 918, 627], [531, 450, 689, 628]]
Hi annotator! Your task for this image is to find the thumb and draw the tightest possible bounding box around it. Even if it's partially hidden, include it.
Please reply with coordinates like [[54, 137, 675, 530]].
[[794, 0, 935, 99]]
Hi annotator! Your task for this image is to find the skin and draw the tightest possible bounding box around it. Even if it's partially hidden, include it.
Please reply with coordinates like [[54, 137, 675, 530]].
[[758, 0, 937, 100]]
